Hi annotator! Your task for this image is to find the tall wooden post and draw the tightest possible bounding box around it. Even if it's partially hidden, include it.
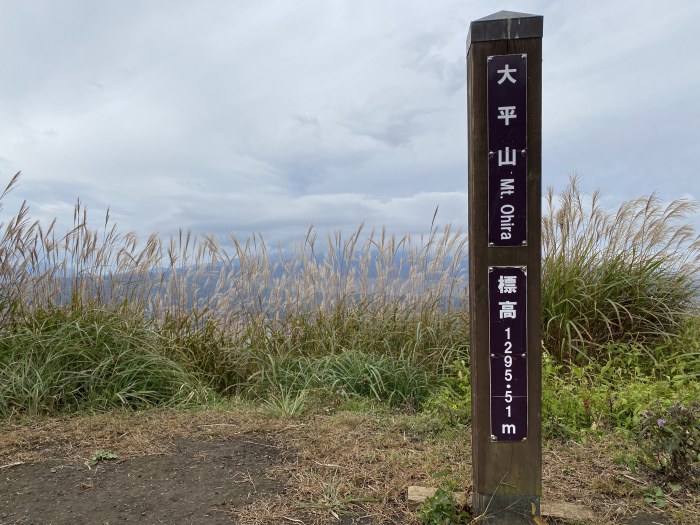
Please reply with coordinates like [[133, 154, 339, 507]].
[[467, 11, 543, 524]]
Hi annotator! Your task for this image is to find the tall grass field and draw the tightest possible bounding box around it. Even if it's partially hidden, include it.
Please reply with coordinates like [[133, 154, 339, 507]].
[[0, 172, 698, 442]]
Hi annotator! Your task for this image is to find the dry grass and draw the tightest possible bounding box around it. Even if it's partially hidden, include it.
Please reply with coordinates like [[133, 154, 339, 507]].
[[542, 436, 700, 525], [0, 172, 468, 332], [1, 172, 469, 405], [1, 173, 699, 523], [3, 408, 698, 524], [280, 413, 471, 524], [0, 405, 287, 465], [4, 171, 697, 376], [0, 172, 471, 411], [542, 175, 700, 362]]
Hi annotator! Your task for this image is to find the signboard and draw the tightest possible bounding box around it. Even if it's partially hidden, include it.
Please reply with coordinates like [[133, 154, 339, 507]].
[[487, 54, 527, 247], [468, 11, 543, 520], [489, 266, 528, 441]]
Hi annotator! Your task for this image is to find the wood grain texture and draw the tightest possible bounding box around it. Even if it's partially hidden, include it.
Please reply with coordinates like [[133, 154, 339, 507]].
[[468, 35, 542, 522]]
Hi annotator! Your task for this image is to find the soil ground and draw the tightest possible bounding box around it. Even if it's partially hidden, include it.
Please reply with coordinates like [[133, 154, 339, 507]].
[[0, 407, 697, 525], [1, 437, 285, 525]]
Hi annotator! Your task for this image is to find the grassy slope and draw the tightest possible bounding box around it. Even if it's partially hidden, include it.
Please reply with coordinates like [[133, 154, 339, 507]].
[[0, 173, 699, 522]]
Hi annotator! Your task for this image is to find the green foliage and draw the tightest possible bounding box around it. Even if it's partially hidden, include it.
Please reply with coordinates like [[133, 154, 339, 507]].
[[542, 176, 699, 364], [418, 484, 471, 525], [638, 402, 700, 482], [87, 449, 118, 467], [423, 359, 471, 426], [541, 342, 700, 439], [643, 486, 667, 508], [314, 348, 434, 408], [612, 451, 639, 473], [261, 385, 308, 417], [541, 354, 595, 438], [659, 316, 700, 380], [161, 314, 249, 395], [250, 348, 443, 410], [0, 308, 209, 417]]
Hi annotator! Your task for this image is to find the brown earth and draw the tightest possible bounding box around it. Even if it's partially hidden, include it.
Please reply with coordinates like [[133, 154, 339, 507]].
[[0, 409, 385, 525], [1, 437, 286, 525], [0, 408, 696, 525]]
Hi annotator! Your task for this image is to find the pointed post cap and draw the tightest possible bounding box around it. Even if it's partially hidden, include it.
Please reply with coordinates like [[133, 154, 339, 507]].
[[467, 10, 543, 47]]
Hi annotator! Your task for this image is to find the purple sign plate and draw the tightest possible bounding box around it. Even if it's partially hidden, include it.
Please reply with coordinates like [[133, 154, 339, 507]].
[[489, 266, 528, 442], [487, 54, 527, 247]]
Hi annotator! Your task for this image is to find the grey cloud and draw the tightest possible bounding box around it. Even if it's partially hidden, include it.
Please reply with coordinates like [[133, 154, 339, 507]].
[[152, 190, 467, 244], [292, 114, 321, 128], [342, 106, 440, 149], [0, 0, 698, 245]]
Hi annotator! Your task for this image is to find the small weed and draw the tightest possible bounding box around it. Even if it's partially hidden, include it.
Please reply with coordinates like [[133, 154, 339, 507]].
[[638, 401, 700, 482], [418, 482, 471, 525], [612, 452, 639, 473], [423, 359, 471, 426], [643, 485, 666, 508], [261, 386, 308, 418], [87, 449, 118, 468]]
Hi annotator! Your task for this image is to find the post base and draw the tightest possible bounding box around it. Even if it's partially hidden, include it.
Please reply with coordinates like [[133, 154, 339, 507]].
[[473, 494, 540, 524]]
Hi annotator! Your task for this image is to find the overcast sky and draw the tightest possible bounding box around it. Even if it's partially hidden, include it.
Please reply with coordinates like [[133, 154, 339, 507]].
[[1, 0, 698, 245]]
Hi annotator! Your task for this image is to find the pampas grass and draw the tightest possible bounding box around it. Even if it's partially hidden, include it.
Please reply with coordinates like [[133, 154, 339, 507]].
[[542, 175, 700, 363], [0, 171, 698, 415]]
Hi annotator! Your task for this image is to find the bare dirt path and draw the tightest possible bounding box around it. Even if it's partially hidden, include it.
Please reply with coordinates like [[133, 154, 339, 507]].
[[0, 408, 695, 525], [1, 437, 286, 525], [0, 409, 380, 525]]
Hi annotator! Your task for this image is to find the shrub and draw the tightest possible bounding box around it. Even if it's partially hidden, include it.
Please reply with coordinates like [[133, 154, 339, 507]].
[[1, 171, 698, 420], [0, 308, 209, 416], [418, 484, 471, 525], [638, 402, 700, 482], [541, 342, 700, 438], [542, 176, 700, 364]]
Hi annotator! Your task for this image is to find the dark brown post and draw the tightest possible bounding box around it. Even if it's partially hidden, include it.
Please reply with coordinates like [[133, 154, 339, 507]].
[[467, 11, 543, 524]]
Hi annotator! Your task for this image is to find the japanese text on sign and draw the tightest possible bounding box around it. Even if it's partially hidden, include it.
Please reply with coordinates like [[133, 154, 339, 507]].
[[487, 54, 527, 247], [489, 266, 528, 441]]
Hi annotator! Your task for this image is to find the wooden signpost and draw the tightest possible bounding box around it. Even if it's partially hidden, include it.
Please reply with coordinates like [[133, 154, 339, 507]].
[[467, 11, 543, 524]]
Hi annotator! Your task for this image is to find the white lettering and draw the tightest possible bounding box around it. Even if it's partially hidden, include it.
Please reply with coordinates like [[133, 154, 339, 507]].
[[499, 178, 515, 198], [497, 64, 517, 85], [497, 147, 517, 166], [498, 275, 518, 294], [497, 106, 517, 125], [499, 301, 517, 319], [500, 204, 515, 240], [501, 423, 517, 434]]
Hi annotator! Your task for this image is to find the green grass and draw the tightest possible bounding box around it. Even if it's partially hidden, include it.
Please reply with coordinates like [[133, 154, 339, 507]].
[[542, 176, 699, 364], [540, 342, 700, 439], [252, 348, 437, 409], [0, 171, 698, 448], [0, 308, 210, 417]]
